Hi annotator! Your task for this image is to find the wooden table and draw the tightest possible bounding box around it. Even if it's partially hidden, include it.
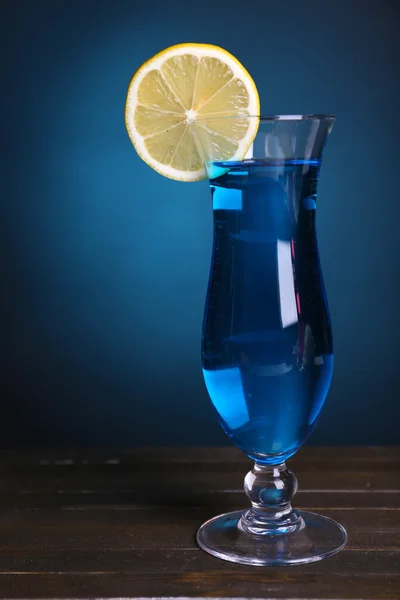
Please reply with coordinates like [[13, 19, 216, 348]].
[[0, 447, 399, 599]]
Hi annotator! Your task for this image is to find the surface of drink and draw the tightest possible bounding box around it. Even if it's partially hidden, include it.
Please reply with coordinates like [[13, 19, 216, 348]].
[[202, 159, 333, 464]]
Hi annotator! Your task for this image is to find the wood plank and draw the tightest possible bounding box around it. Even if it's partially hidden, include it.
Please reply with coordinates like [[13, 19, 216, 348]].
[[0, 507, 396, 529], [2, 469, 399, 496], [1, 489, 399, 509], [3, 454, 399, 477], [0, 548, 397, 574], [1, 445, 398, 466], [0, 509, 397, 552], [0, 571, 398, 599]]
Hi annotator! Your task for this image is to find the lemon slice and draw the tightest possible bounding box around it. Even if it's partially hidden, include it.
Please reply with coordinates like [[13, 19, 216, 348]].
[[125, 43, 260, 181]]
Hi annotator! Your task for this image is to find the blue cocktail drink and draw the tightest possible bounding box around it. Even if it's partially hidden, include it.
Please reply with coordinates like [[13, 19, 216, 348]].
[[203, 158, 333, 465]]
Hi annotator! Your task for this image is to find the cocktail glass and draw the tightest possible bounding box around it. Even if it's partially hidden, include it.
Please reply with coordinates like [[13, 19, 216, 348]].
[[197, 115, 347, 565]]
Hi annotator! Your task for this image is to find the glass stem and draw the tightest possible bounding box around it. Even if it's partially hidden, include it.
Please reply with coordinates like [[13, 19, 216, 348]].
[[239, 462, 304, 536]]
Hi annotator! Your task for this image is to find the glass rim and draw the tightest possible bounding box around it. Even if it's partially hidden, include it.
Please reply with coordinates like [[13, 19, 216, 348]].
[[196, 113, 336, 122]]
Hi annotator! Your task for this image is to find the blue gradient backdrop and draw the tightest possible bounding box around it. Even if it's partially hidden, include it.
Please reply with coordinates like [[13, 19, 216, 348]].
[[1, 0, 399, 447]]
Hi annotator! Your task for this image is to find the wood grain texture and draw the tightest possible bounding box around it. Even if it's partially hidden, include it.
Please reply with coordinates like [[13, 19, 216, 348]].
[[0, 446, 399, 599]]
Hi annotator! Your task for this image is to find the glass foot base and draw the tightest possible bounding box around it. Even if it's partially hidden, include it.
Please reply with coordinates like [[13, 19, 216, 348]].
[[197, 509, 347, 566]]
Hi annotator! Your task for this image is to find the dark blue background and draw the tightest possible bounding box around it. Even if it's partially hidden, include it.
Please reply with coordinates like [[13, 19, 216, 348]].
[[1, 0, 399, 447]]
